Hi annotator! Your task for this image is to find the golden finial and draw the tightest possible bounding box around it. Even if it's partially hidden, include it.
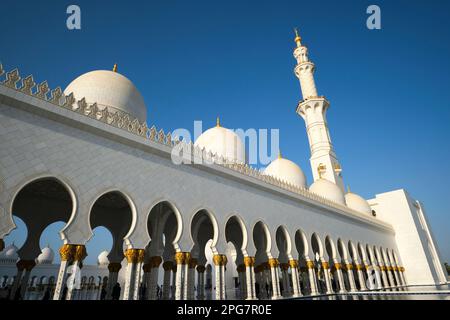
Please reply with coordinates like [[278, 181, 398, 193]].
[[294, 28, 302, 47], [278, 150, 282, 159], [347, 185, 351, 193], [216, 116, 220, 127], [113, 63, 118, 72]]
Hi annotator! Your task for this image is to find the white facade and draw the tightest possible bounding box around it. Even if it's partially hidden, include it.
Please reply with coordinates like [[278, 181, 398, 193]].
[[0, 30, 447, 300]]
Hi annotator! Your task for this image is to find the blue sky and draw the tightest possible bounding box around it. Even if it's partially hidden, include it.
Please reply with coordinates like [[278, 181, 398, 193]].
[[1, 0, 449, 264]]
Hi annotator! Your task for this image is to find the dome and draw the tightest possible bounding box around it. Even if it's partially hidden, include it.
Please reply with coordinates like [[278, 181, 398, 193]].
[[37, 246, 54, 264], [0, 243, 19, 261], [98, 251, 110, 266], [345, 192, 372, 215], [194, 121, 245, 163], [263, 156, 306, 188], [309, 178, 346, 206], [64, 69, 147, 122]]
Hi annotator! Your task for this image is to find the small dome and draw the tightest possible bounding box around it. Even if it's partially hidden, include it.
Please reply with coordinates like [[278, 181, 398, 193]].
[[37, 246, 54, 264], [194, 122, 245, 163], [98, 251, 110, 266], [0, 243, 19, 261], [264, 156, 306, 188], [64, 69, 147, 122], [345, 192, 372, 215], [309, 178, 346, 206]]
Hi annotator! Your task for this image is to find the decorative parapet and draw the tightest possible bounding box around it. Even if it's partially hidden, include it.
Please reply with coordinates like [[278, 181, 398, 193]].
[[0, 64, 391, 230]]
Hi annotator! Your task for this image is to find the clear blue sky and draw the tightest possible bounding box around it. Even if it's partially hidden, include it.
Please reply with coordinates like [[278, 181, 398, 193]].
[[1, 0, 449, 264]]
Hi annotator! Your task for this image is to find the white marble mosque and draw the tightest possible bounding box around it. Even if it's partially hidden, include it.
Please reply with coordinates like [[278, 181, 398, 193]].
[[0, 30, 447, 300]]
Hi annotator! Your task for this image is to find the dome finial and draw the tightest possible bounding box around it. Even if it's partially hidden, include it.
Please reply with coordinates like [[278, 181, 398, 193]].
[[216, 116, 220, 127], [113, 63, 118, 72], [278, 150, 282, 159], [347, 185, 351, 193], [294, 28, 302, 47]]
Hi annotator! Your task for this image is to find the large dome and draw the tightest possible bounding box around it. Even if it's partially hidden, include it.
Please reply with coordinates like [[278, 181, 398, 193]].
[[309, 178, 346, 206], [345, 191, 372, 215], [194, 122, 245, 163], [37, 246, 54, 264], [264, 156, 306, 188], [64, 69, 147, 122], [0, 243, 19, 262]]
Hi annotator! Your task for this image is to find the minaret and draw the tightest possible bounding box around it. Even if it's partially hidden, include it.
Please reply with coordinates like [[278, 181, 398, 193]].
[[293, 29, 344, 191]]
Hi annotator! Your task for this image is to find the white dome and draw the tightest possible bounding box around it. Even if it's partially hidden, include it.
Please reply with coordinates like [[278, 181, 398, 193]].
[[264, 156, 306, 188], [0, 243, 19, 261], [64, 70, 147, 122], [37, 246, 54, 264], [345, 192, 372, 215], [194, 123, 245, 163], [309, 178, 346, 206], [98, 251, 110, 266]]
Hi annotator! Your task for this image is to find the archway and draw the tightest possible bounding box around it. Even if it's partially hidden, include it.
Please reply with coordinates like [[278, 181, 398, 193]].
[[252, 221, 271, 299]]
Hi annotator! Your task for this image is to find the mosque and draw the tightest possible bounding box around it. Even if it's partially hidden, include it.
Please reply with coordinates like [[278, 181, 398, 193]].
[[0, 30, 447, 300]]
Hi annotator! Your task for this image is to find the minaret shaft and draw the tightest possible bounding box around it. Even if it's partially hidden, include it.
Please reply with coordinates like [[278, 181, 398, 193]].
[[293, 32, 344, 191]]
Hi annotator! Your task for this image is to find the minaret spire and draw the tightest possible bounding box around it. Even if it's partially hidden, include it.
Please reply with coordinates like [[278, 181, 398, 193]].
[[113, 63, 118, 72], [293, 29, 345, 191]]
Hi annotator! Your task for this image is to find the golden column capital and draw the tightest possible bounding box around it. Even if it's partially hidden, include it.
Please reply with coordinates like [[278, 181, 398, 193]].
[[189, 258, 197, 269], [306, 260, 315, 269], [150, 256, 163, 268], [244, 256, 255, 267], [59, 244, 76, 262], [196, 265, 206, 273], [222, 254, 228, 266], [355, 264, 363, 271], [268, 258, 279, 268], [399, 266, 405, 272], [213, 254, 223, 266], [16, 259, 36, 272], [364, 265, 370, 271], [108, 262, 122, 273], [174, 252, 186, 265], [280, 263, 290, 271], [288, 259, 299, 269], [124, 249, 145, 264], [74, 245, 87, 262], [163, 261, 173, 271], [321, 261, 329, 269], [184, 252, 192, 265], [392, 266, 398, 272], [334, 263, 342, 270], [345, 263, 353, 270]]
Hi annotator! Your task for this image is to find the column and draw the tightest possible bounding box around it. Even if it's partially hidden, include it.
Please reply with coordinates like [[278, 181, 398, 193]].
[[379, 264, 390, 289], [392, 265, 402, 288], [306, 260, 318, 295], [122, 248, 145, 300], [18, 260, 35, 300], [268, 258, 281, 299], [321, 261, 333, 294], [9, 261, 25, 299], [147, 256, 162, 300], [244, 256, 257, 300], [220, 256, 227, 299], [355, 263, 367, 291], [171, 264, 177, 299], [106, 262, 122, 300], [289, 259, 302, 298], [237, 264, 246, 299], [65, 245, 87, 300], [333, 261, 346, 293], [344, 262, 357, 292], [183, 253, 192, 300], [53, 244, 75, 300], [280, 263, 291, 297], [188, 258, 197, 300], [399, 266, 407, 287], [385, 264, 396, 288], [162, 261, 173, 300], [373, 264, 383, 290], [213, 254, 226, 300], [196, 265, 205, 300], [174, 252, 187, 300]]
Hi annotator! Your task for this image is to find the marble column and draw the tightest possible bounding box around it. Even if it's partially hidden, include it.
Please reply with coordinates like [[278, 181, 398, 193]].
[[66, 245, 87, 300], [220, 256, 227, 299], [105, 262, 122, 300], [244, 256, 257, 300], [392, 265, 402, 288], [52, 244, 75, 300], [196, 265, 206, 300], [17, 260, 35, 300], [147, 256, 162, 300], [174, 252, 187, 300], [279, 263, 290, 297], [306, 260, 318, 295], [355, 263, 367, 291], [321, 261, 333, 294], [344, 262, 357, 292], [379, 265, 390, 289], [268, 258, 281, 299], [385, 264, 395, 288], [333, 261, 346, 293], [213, 254, 226, 300], [289, 259, 302, 298], [187, 258, 197, 300], [373, 264, 383, 290], [237, 264, 246, 299], [162, 261, 173, 300], [9, 261, 25, 299], [171, 264, 177, 299], [399, 266, 407, 287], [122, 248, 145, 300]]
